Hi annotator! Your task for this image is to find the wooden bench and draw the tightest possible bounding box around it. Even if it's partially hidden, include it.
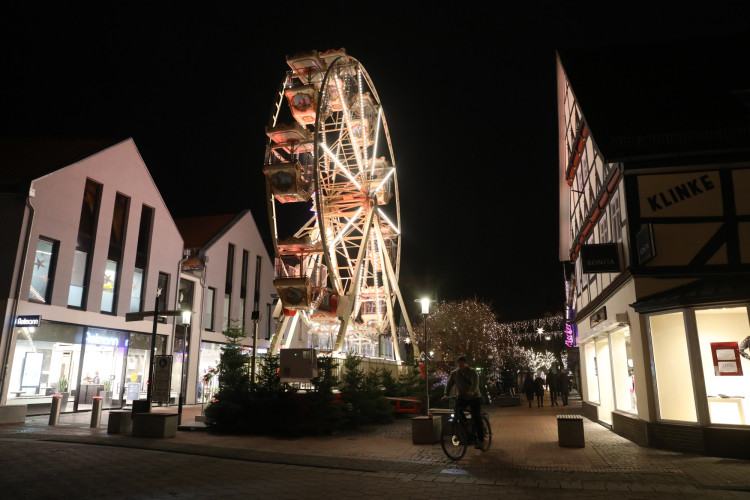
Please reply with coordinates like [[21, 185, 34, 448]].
[[385, 397, 422, 413]]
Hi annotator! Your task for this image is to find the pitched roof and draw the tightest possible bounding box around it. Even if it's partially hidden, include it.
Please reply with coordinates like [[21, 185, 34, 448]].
[[175, 214, 240, 250], [558, 33, 750, 164], [0, 136, 124, 192]]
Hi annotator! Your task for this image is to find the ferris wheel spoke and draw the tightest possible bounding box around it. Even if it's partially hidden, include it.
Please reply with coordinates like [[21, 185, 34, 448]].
[[320, 143, 362, 190], [333, 75, 364, 173], [370, 107, 383, 177]]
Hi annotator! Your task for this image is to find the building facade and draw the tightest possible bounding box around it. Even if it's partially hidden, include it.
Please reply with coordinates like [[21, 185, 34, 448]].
[[175, 212, 277, 405], [558, 36, 750, 458], [0, 138, 184, 413]]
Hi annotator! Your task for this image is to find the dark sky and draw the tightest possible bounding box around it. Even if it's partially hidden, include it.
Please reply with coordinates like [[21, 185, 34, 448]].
[[3, 5, 749, 321]]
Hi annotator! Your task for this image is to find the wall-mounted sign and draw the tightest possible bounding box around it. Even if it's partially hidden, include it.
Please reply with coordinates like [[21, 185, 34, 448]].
[[15, 315, 41, 327], [638, 171, 722, 218], [590, 307, 607, 328], [636, 224, 655, 266], [581, 244, 620, 273], [711, 342, 743, 376], [564, 322, 578, 348]]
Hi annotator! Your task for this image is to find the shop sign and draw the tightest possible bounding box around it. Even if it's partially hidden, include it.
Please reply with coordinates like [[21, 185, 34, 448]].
[[15, 315, 41, 327], [711, 342, 743, 376], [590, 307, 607, 328], [636, 224, 655, 266], [638, 171, 722, 218], [581, 244, 620, 273], [86, 331, 120, 347], [152, 355, 172, 403], [564, 322, 578, 348]]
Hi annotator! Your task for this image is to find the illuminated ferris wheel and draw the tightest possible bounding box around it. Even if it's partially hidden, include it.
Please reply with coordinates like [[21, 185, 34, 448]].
[[263, 49, 417, 360]]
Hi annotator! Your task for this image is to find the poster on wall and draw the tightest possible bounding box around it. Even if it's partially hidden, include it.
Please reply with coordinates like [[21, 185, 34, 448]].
[[21, 352, 44, 389], [711, 342, 743, 376]]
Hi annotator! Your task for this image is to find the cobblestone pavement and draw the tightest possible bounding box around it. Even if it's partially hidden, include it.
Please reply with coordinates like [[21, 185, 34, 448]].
[[1, 394, 749, 498]]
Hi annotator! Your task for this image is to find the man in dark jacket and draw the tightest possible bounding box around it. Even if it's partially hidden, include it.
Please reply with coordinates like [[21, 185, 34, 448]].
[[445, 356, 485, 448]]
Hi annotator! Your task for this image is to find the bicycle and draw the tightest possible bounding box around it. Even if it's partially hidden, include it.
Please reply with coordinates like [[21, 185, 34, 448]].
[[440, 396, 492, 460]]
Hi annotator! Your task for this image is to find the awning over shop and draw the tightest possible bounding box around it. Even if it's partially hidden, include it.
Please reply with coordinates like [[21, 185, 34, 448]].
[[631, 275, 750, 313]]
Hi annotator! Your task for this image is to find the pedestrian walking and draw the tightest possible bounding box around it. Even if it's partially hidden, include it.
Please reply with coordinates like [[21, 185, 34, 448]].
[[559, 371, 570, 406], [548, 368, 559, 406], [522, 372, 535, 408], [534, 372, 545, 407]]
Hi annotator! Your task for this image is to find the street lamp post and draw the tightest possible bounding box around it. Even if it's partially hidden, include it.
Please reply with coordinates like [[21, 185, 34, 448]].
[[177, 310, 191, 425], [420, 298, 431, 416]]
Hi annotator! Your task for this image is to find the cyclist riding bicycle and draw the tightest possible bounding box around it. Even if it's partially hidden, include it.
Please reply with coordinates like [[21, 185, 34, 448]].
[[444, 355, 485, 449]]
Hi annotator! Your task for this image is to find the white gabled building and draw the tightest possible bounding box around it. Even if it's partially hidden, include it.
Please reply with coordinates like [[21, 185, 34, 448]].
[[0, 138, 184, 413], [175, 212, 277, 405]]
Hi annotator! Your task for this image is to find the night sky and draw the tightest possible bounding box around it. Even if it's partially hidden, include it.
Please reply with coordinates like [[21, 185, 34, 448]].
[[3, 5, 749, 321]]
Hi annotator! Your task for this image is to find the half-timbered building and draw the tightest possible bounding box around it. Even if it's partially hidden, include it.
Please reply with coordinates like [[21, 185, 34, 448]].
[[558, 35, 750, 458]]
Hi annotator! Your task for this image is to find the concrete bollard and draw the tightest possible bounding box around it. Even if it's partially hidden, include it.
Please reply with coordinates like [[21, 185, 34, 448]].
[[49, 394, 63, 426], [91, 396, 103, 428]]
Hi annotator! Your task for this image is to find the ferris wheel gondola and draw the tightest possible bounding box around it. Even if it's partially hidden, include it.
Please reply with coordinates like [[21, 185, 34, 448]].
[[263, 49, 418, 360]]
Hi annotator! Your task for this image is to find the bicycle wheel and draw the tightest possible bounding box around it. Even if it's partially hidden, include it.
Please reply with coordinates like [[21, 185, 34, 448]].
[[441, 420, 467, 460], [479, 415, 492, 452]]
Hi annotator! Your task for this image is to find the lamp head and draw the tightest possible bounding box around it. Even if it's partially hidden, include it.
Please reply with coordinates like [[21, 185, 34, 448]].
[[420, 298, 430, 315]]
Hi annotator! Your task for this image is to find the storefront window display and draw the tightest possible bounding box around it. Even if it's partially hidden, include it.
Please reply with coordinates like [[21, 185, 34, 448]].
[[584, 341, 599, 403], [197, 341, 257, 404], [611, 328, 637, 413], [9, 322, 83, 412], [649, 311, 697, 422], [79, 328, 128, 410], [595, 336, 614, 424], [7, 323, 166, 413], [696, 306, 750, 426]]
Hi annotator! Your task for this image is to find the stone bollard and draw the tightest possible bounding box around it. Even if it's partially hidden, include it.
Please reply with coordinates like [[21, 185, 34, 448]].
[[91, 396, 103, 428], [49, 394, 63, 426]]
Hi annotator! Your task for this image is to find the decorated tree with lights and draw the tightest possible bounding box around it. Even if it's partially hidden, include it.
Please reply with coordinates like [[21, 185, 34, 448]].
[[419, 298, 515, 369]]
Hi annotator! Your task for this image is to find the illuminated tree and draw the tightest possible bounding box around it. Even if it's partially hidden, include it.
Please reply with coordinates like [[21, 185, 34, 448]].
[[418, 298, 515, 368]]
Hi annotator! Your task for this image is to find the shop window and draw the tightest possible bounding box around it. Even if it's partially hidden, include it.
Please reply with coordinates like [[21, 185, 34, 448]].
[[131, 205, 154, 312], [696, 307, 750, 426], [9, 323, 84, 412], [68, 250, 88, 307], [599, 210, 609, 243], [29, 238, 59, 303], [130, 269, 144, 313], [649, 312, 697, 422], [157, 272, 169, 311], [101, 193, 129, 313], [611, 328, 637, 413], [68, 178, 102, 309], [584, 341, 599, 403], [198, 341, 223, 404], [205, 287, 215, 330], [611, 190, 622, 241], [100, 260, 118, 313], [595, 336, 614, 423], [266, 302, 273, 340], [223, 293, 230, 332]]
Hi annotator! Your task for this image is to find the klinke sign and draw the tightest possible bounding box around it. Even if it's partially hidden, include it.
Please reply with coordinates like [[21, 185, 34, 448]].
[[638, 171, 722, 218]]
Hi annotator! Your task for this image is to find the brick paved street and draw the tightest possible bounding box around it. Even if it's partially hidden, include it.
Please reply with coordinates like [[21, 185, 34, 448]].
[[1, 394, 749, 498]]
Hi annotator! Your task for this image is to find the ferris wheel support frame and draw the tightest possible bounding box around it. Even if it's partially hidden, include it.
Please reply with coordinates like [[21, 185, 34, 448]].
[[373, 217, 420, 361], [332, 207, 376, 352]]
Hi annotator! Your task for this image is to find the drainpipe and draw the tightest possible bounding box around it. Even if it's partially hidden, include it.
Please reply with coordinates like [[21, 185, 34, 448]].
[[1, 183, 36, 404]]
